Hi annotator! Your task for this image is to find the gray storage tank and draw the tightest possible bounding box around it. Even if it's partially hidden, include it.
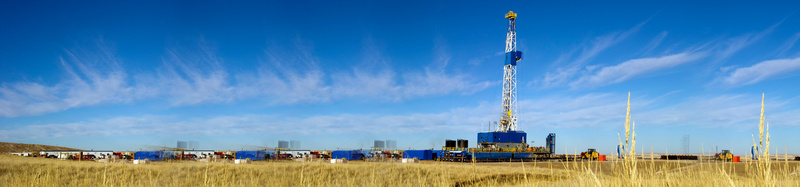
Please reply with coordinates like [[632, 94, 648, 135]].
[[457, 139, 468, 148], [278, 141, 289, 149]]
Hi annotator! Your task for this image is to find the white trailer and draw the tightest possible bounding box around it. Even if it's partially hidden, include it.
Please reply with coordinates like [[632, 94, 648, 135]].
[[183, 150, 215, 158], [39, 150, 113, 159], [280, 150, 311, 158], [40, 151, 80, 159], [10, 152, 32, 156], [82, 151, 114, 159]]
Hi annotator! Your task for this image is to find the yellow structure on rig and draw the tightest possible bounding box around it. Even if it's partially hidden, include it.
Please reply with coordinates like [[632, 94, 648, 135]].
[[505, 11, 517, 19]]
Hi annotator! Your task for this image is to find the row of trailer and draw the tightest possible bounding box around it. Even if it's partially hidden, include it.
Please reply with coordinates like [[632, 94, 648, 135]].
[[10, 150, 315, 161], [10, 149, 394, 162], [10, 132, 558, 163], [10, 149, 496, 162]]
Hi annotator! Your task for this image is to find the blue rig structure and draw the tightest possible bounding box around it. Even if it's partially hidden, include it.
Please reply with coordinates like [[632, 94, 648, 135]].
[[439, 132, 556, 162], [439, 11, 556, 162]]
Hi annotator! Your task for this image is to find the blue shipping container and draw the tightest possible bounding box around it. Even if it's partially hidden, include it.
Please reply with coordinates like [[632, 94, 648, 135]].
[[478, 131, 527, 144], [403, 150, 433, 160], [331, 150, 361, 160], [236, 151, 266, 161], [134, 151, 164, 161], [360, 151, 373, 158], [264, 151, 276, 159]]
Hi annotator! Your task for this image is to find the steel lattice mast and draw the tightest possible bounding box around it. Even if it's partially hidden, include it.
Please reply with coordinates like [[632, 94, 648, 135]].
[[498, 11, 522, 132]]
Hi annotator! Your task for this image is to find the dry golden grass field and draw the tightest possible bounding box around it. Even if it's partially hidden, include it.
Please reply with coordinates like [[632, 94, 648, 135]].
[[1, 154, 798, 187]]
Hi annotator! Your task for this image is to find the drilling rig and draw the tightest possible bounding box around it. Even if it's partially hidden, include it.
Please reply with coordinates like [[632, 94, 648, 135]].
[[476, 11, 553, 152], [477, 11, 528, 150], [440, 11, 556, 162]]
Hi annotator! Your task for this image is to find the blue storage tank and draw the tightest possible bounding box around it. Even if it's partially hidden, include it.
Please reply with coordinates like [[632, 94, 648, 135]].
[[546, 133, 556, 154], [134, 151, 164, 161], [235, 150, 266, 161], [403, 150, 433, 160], [331, 150, 361, 160]]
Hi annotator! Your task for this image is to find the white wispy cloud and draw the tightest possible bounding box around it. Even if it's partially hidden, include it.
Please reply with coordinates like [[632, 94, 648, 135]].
[[538, 21, 783, 90], [637, 31, 668, 56], [636, 94, 798, 129], [0, 44, 135, 117], [327, 39, 492, 101], [772, 32, 800, 57], [714, 22, 780, 62], [0, 39, 493, 117], [718, 57, 800, 87], [2, 92, 796, 141], [467, 52, 503, 66], [245, 39, 492, 104], [234, 42, 335, 104], [156, 49, 236, 105], [569, 52, 707, 88], [0, 93, 631, 140], [519, 92, 797, 130], [0, 102, 496, 140], [539, 22, 645, 87], [518, 93, 628, 128]]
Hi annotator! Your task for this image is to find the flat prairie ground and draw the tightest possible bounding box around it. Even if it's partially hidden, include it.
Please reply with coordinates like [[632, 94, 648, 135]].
[[1, 155, 798, 186]]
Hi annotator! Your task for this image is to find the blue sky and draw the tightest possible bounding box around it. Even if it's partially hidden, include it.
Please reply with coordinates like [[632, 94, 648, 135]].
[[1, 1, 799, 155]]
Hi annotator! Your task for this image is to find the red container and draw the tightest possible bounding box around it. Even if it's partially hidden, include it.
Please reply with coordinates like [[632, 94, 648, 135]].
[[598, 155, 607, 161], [732, 156, 740, 162]]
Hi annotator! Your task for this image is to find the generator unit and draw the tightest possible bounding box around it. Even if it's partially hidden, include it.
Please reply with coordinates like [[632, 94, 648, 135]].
[[477, 131, 528, 149]]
